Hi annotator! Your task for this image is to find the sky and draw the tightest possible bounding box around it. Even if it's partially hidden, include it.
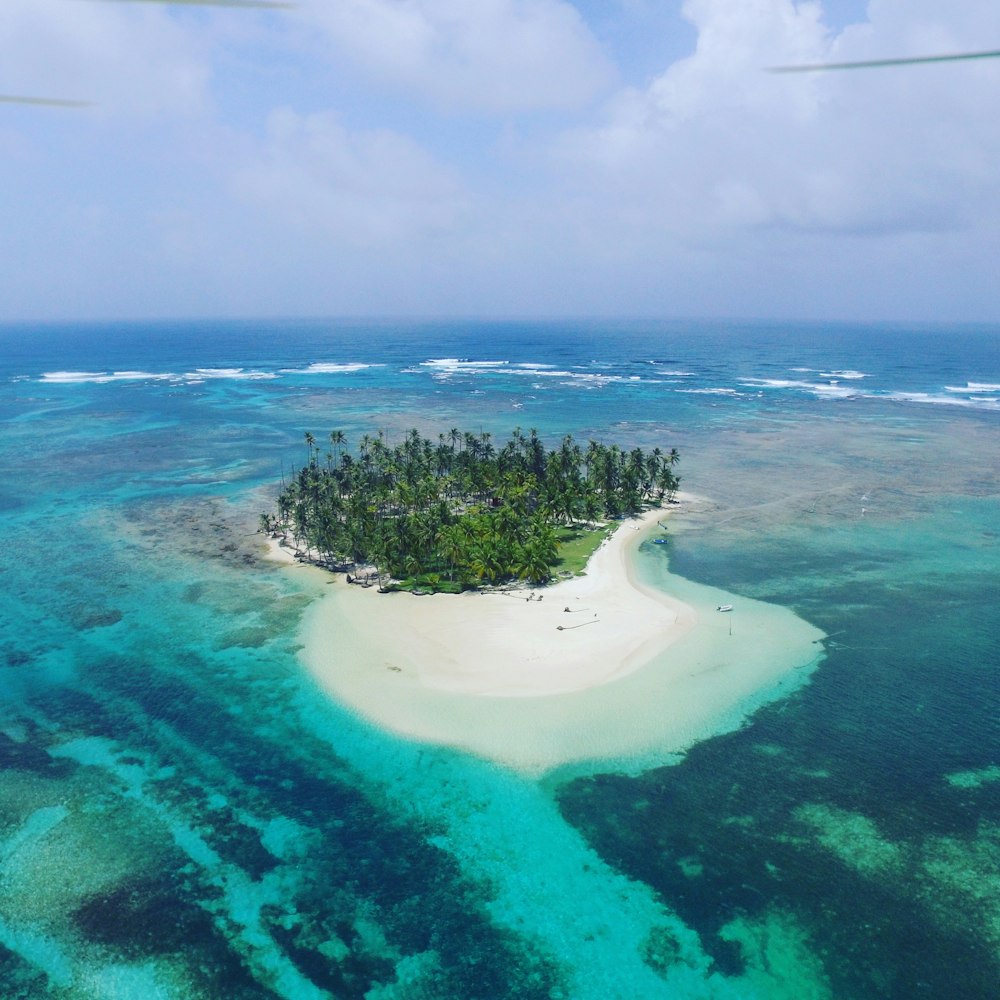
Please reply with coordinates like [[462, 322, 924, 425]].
[[1, 0, 998, 323]]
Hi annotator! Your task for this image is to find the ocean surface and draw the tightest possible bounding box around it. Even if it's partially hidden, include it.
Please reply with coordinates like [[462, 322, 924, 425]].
[[0, 318, 997, 999]]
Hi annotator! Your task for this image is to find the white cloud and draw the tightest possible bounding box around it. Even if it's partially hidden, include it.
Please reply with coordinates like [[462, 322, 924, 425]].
[[234, 109, 470, 244], [552, 0, 1000, 242], [1, 0, 211, 117], [2, 0, 999, 321], [648, 0, 830, 122], [832, 0, 1000, 61], [301, 0, 613, 113]]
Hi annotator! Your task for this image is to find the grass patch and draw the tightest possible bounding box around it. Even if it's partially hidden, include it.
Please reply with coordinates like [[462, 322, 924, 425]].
[[554, 522, 617, 576], [390, 522, 619, 590], [392, 572, 465, 595]]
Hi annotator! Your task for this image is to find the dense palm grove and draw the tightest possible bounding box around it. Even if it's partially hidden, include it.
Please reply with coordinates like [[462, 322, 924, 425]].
[[263, 428, 680, 589]]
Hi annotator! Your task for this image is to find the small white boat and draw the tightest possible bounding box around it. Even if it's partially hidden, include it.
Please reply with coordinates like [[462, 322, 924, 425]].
[[716, 604, 733, 612]]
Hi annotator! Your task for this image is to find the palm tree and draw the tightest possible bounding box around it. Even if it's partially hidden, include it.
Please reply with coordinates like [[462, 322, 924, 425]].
[[329, 430, 346, 467], [436, 523, 467, 583], [272, 427, 678, 591], [527, 429, 545, 477], [583, 492, 603, 527]]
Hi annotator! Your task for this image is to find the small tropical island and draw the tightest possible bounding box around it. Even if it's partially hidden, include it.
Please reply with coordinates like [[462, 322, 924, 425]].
[[263, 427, 825, 773], [262, 427, 681, 592]]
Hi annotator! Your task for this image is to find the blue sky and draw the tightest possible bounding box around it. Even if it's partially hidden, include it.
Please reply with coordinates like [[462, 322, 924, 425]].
[[1, 1, 998, 322]]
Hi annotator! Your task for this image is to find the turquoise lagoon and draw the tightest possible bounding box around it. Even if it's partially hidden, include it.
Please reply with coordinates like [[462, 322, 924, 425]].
[[0, 319, 997, 998]]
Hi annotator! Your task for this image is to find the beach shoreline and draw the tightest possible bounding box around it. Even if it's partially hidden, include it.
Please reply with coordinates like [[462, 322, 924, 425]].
[[270, 503, 825, 774], [265, 506, 696, 697]]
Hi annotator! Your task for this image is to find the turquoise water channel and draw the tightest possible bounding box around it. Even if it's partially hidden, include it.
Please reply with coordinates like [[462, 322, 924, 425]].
[[0, 319, 997, 998]]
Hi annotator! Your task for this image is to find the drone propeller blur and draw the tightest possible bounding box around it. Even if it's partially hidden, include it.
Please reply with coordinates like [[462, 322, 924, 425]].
[[6, 9, 997, 106], [2, 0, 292, 108], [769, 48, 1000, 73]]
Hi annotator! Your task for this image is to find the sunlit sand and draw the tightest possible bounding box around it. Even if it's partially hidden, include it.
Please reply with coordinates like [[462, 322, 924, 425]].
[[273, 508, 825, 775]]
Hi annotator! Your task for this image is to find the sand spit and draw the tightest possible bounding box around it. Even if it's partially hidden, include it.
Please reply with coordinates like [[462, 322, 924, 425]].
[[272, 508, 825, 775]]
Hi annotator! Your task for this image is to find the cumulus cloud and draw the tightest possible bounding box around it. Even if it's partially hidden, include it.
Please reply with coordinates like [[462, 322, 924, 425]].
[[648, 0, 830, 122], [2, 0, 998, 321], [234, 109, 470, 244], [300, 0, 613, 113], [1, 0, 211, 117], [554, 0, 1000, 241]]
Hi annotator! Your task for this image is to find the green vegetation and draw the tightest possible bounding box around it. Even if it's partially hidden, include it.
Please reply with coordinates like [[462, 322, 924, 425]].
[[262, 428, 679, 591], [553, 523, 618, 577]]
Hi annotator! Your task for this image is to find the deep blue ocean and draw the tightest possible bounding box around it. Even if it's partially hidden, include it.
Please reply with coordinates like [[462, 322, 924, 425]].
[[0, 318, 997, 999]]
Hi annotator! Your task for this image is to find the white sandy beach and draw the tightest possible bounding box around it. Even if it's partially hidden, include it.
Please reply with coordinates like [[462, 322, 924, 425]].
[[272, 508, 826, 775]]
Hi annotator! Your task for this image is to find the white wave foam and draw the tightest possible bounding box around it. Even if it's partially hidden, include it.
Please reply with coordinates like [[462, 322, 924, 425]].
[[656, 370, 696, 377], [280, 362, 378, 375], [41, 371, 107, 383], [810, 384, 862, 399], [560, 373, 643, 388], [410, 360, 498, 375], [502, 366, 574, 379], [421, 359, 577, 382], [420, 358, 510, 380], [745, 378, 808, 389], [741, 378, 860, 399], [889, 391, 1000, 410], [789, 368, 867, 380], [188, 368, 277, 380], [419, 357, 650, 388], [945, 382, 1000, 394], [40, 370, 173, 384], [41, 367, 280, 384], [527, 371, 577, 380], [676, 387, 743, 396]]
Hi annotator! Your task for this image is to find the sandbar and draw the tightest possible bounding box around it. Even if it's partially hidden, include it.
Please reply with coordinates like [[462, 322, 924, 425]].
[[273, 508, 825, 775]]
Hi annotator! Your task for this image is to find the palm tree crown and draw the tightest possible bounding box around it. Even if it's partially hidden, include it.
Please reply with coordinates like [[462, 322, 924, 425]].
[[266, 428, 679, 591]]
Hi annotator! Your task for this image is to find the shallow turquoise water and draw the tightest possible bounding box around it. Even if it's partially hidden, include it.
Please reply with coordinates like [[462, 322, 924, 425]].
[[0, 319, 997, 998]]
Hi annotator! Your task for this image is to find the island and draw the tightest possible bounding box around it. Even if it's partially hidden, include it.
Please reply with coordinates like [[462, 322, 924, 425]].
[[264, 429, 826, 775], [261, 427, 681, 591]]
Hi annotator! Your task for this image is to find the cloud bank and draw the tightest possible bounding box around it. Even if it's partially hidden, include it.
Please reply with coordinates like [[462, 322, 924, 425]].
[[1, 0, 998, 320]]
